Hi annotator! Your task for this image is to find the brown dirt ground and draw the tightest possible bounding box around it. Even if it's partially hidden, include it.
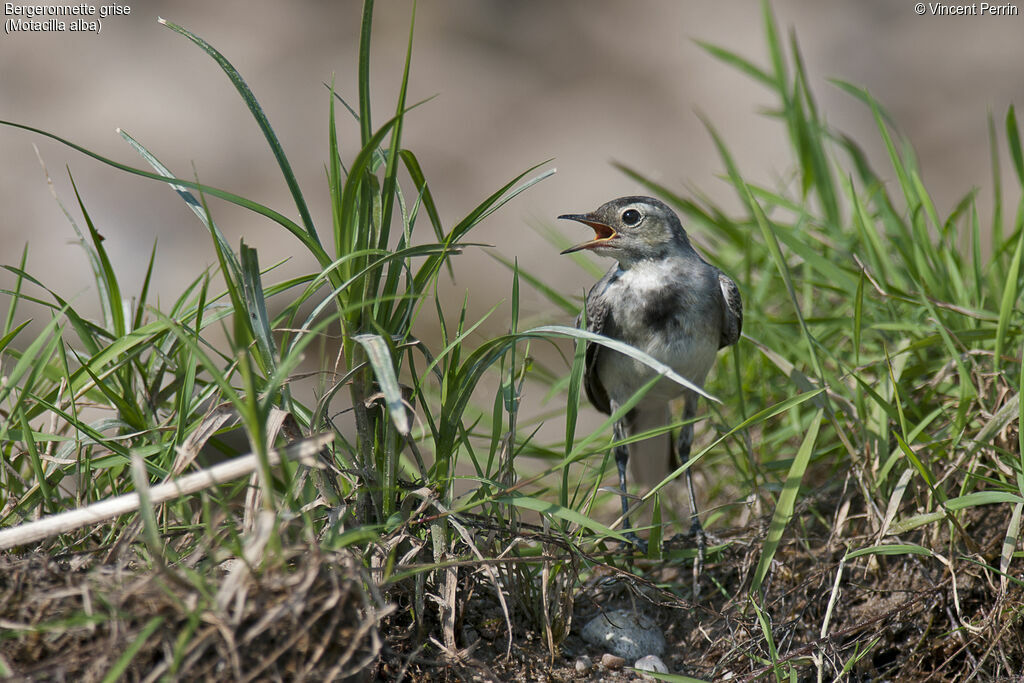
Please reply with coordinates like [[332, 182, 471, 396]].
[[2, 489, 1022, 682]]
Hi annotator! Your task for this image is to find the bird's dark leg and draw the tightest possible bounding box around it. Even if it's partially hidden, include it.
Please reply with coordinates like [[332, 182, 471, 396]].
[[613, 416, 647, 553], [676, 392, 705, 582]]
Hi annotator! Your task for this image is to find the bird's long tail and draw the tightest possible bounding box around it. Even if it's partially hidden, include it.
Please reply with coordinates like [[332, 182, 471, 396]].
[[626, 404, 674, 488]]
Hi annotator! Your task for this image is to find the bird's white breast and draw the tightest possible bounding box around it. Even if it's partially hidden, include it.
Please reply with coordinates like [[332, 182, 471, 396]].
[[595, 258, 721, 404]]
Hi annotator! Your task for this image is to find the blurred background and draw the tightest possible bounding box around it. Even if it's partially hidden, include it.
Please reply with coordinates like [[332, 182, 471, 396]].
[[1, 0, 1021, 350]]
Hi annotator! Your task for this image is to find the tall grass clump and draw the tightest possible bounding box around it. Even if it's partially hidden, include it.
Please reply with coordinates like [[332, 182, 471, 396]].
[[0, 1, 629, 676]]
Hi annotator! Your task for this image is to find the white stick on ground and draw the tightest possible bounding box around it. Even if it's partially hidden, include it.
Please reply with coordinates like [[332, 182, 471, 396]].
[[0, 433, 334, 551]]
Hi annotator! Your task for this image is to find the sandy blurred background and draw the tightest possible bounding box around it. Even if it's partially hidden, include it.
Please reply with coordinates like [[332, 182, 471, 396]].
[[1, 0, 1021, 350]]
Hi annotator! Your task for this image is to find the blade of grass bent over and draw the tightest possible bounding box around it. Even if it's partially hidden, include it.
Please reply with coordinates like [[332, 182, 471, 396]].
[[354, 333, 411, 436]]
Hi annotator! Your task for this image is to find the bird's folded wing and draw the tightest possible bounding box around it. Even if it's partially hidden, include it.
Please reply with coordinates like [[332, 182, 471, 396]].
[[718, 271, 743, 349], [582, 295, 612, 415]]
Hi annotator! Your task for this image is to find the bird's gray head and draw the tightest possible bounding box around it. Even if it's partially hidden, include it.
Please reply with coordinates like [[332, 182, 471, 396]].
[[558, 196, 691, 264]]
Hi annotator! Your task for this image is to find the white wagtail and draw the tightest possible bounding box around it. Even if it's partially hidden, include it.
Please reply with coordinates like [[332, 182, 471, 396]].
[[559, 196, 742, 563]]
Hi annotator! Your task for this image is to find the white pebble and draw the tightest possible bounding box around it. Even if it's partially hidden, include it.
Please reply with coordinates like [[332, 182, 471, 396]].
[[635, 654, 668, 678]]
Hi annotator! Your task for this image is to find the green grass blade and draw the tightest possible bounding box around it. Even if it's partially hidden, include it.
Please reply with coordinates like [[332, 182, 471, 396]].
[[353, 333, 410, 435], [17, 403, 55, 512], [790, 34, 839, 227], [399, 149, 445, 242], [751, 408, 823, 595], [994, 225, 1024, 372], [358, 0, 374, 146], [71, 349, 146, 429], [0, 120, 327, 263], [1002, 503, 1023, 591], [100, 616, 165, 683], [563, 333, 587, 508], [869, 98, 914, 212], [0, 320, 31, 357], [158, 18, 318, 242], [497, 493, 627, 542], [526, 325, 718, 402], [3, 244, 29, 336], [133, 240, 158, 331], [830, 78, 902, 130], [845, 544, 934, 559], [761, 0, 787, 92], [696, 40, 773, 88], [411, 162, 554, 295], [117, 128, 247, 282], [989, 111, 1004, 249], [744, 184, 826, 384], [376, 0, 416, 259], [768, 218, 857, 292], [1007, 105, 1024, 189], [239, 242, 278, 376], [68, 173, 124, 337], [944, 491, 1024, 509], [328, 78, 344, 267], [0, 311, 65, 408], [1019, 343, 1024, 489], [337, 114, 403, 259]]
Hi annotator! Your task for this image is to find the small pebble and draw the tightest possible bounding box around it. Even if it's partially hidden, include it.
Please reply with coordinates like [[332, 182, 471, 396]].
[[582, 609, 666, 660], [635, 654, 668, 679], [601, 653, 625, 670], [575, 655, 592, 673]]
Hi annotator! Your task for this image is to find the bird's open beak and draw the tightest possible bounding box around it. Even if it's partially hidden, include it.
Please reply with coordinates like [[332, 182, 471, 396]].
[[558, 213, 618, 254]]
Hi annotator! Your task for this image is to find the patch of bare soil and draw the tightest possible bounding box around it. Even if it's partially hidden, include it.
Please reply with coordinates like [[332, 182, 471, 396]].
[[2, 494, 1021, 681]]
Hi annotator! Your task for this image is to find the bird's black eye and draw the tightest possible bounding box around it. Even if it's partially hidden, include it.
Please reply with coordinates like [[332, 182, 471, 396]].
[[621, 209, 642, 226]]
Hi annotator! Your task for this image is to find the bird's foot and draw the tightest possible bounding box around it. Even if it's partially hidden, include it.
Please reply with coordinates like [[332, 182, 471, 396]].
[[691, 519, 706, 599], [620, 530, 648, 555]]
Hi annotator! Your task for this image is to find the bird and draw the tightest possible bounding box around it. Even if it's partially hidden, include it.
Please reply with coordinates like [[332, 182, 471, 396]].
[[559, 196, 742, 566]]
